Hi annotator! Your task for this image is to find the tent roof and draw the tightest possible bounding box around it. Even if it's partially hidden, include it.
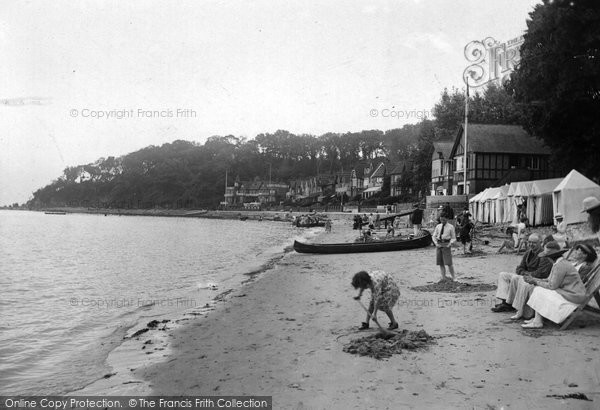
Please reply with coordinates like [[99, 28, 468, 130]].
[[481, 187, 502, 202], [553, 169, 599, 192], [513, 181, 534, 197], [492, 185, 510, 200], [470, 189, 486, 202], [506, 181, 520, 196], [530, 178, 564, 196]]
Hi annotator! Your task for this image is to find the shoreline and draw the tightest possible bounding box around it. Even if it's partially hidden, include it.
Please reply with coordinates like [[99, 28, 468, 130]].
[[70, 223, 321, 396], [80, 218, 599, 408]]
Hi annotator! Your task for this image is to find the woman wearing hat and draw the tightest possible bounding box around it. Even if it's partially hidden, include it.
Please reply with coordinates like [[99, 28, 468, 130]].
[[522, 241, 587, 328], [565, 243, 598, 283], [582, 196, 600, 242]]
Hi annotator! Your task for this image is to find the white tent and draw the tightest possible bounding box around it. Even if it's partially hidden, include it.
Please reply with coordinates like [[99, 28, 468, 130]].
[[505, 182, 520, 224], [479, 188, 500, 223], [469, 190, 486, 222], [492, 184, 510, 224], [553, 170, 600, 225], [476, 188, 491, 222], [528, 178, 563, 226], [482, 187, 502, 223]]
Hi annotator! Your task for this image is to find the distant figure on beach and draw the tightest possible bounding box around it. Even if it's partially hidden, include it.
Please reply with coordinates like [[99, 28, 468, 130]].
[[325, 219, 332, 232], [458, 212, 474, 254], [410, 203, 424, 236], [497, 227, 516, 253], [386, 225, 395, 238], [374, 211, 380, 229], [491, 234, 552, 313], [352, 270, 400, 331], [551, 214, 567, 247], [368, 213, 375, 229], [515, 217, 529, 253], [431, 214, 457, 281]]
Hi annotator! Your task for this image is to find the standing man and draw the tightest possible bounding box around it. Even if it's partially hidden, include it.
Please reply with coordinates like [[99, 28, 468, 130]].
[[410, 203, 424, 236], [432, 214, 457, 281]]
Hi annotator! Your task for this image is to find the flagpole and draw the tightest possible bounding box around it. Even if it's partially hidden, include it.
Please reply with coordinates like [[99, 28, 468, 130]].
[[464, 83, 469, 196]]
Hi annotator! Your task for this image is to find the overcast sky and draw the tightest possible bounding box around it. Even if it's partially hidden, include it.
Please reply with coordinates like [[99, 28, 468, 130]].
[[0, 0, 540, 204]]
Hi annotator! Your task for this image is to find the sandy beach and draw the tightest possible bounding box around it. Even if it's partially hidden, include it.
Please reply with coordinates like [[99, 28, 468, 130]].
[[81, 216, 599, 409]]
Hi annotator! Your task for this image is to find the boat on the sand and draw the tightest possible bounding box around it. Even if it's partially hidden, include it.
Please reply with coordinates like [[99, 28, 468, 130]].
[[293, 230, 432, 254]]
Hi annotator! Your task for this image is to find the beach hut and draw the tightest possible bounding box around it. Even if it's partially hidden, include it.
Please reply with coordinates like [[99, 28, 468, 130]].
[[482, 187, 502, 223], [512, 181, 534, 224], [476, 188, 490, 222], [479, 188, 499, 223], [470, 189, 483, 222], [469, 191, 484, 221], [553, 170, 600, 225], [505, 182, 520, 224], [527, 178, 564, 226], [492, 184, 509, 224]]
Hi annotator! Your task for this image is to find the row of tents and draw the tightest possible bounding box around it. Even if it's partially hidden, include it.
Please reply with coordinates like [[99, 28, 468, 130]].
[[468, 170, 600, 227]]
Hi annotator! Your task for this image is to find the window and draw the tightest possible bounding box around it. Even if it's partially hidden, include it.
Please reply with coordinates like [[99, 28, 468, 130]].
[[455, 156, 464, 172], [527, 156, 540, 170]]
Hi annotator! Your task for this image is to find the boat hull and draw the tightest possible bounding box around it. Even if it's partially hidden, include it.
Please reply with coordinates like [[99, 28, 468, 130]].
[[293, 231, 432, 254]]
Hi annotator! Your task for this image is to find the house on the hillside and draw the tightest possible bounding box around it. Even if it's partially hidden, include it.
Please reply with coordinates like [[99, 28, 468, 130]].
[[362, 162, 387, 199], [448, 123, 560, 195], [430, 141, 454, 195], [224, 179, 288, 206], [389, 161, 413, 197]]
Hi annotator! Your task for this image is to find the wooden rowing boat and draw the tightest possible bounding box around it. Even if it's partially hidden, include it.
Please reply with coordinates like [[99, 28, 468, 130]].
[[293, 230, 432, 254]]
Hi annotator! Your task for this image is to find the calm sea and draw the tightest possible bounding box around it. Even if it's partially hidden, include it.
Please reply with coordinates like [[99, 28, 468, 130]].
[[0, 210, 313, 395]]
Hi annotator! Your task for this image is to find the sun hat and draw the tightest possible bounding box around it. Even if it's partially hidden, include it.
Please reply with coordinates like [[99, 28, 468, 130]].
[[577, 243, 596, 258], [538, 241, 567, 258], [554, 213, 563, 220], [581, 196, 600, 213]]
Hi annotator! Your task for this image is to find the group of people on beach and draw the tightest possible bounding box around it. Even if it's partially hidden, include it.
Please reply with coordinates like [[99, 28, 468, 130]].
[[491, 196, 600, 329], [351, 195, 600, 332]]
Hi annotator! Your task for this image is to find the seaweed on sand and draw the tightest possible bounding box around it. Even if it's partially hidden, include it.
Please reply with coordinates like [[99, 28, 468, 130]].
[[343, 329, 434, 360]]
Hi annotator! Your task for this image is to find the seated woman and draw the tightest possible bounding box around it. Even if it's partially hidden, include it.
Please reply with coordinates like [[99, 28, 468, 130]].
[[564, 243, 598, 282], [498, 227, 516, 253], [515, 217, 529, 253], [522, 241, 587, 329], [352, 270, 400, 330]]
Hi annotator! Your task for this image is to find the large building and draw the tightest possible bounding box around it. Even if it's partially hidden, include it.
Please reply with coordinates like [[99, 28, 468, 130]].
[[433, 123, 561, 195]]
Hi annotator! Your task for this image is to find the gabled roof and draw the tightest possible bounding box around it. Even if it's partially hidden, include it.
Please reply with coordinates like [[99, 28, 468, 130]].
[[432, 141, 454, 160], [530, 178, 563, 196], [370, 162, 386, 178], [554, 169, 600, 192], [389, 161, 412, 175], [451, 124, 551, 156]]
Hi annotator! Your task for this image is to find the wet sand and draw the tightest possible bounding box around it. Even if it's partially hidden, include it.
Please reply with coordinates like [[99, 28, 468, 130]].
[[89, 218, 600, 409]]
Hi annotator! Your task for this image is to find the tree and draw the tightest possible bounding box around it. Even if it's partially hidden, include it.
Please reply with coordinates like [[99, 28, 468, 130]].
[[509, 0, 600, 180]]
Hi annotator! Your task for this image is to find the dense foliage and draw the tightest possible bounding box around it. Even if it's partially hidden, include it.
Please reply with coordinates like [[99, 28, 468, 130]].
[[509, 0, 600, 177], [28, 85, 528, 209]]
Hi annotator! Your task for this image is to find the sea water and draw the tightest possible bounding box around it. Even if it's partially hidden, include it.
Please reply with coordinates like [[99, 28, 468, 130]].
[[0, 210, 315, 395]]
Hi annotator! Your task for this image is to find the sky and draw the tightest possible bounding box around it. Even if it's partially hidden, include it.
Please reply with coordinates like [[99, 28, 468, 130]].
[[0, 0, 541, 204]]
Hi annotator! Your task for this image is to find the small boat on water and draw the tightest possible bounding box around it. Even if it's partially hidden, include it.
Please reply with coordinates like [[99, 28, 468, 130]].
[[293, 230, 432, 254], [44, 211, 67, 215]]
